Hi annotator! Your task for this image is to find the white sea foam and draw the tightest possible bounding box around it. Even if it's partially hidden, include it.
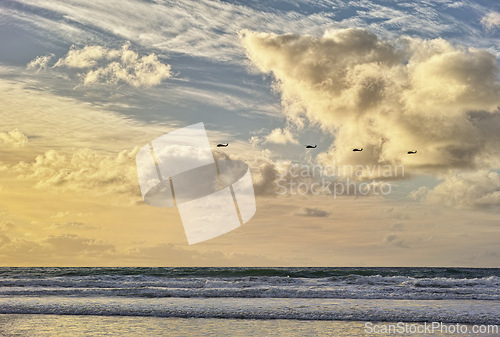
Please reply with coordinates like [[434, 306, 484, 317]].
[[0, 297, 498, 324]]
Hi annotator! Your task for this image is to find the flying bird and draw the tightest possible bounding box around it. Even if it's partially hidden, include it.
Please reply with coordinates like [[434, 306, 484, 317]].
[[216, 143, 229, 147], [407, 150, 417, 154], [305, 145, 317, 149], [352, 148, 363, 152]]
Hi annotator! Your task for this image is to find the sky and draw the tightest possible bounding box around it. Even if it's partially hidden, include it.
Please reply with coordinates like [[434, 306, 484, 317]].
[[1, 0, 500, 267]]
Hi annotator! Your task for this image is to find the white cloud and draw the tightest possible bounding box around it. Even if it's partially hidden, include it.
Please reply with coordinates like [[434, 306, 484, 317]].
[[481, 12, 500, 30], [421, 171, 500, 209], [29, 43, 172, 87], [53, 45, 113, 68], [26, 54, 54, 71], [0, 129, 28, 147], [240, 29, 500, 175], [7, 0, 336, 62], [8, 0, 498, 63], [265, 128, 298, 144]]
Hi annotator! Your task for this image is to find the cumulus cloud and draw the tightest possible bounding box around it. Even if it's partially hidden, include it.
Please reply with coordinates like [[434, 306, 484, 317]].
[[265, 128, 298, 144], [53, 45, 114, 68], [216, 148, 391, 198], [481, 12, 500, 30], [240, 29, 500, 174], [28, 43, 172, 87], [26, 54, 54, 71], [0, 129, 28, 147], [252, 161, 281, 195], [295, 207, 330, 217], [12, 147, 140, 196], [10, 143, 285, 200], [214, 148, 282, 196], [420, 170, 500, 209]]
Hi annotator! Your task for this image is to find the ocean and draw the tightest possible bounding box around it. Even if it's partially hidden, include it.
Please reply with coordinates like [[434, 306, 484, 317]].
[[0, 267, 498, 336]]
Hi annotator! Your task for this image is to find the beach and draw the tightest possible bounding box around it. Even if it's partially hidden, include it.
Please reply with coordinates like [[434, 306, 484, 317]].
[[1, 315, 497, 337]]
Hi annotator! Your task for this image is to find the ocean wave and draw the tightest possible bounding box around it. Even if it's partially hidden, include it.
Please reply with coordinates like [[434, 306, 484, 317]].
[[0, 272, 498, 300], [0, 297, 498, 325], [0, 277, 498, 300]]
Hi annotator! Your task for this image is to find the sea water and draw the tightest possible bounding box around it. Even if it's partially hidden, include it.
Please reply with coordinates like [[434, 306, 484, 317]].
[[0, 267, 498, 336]]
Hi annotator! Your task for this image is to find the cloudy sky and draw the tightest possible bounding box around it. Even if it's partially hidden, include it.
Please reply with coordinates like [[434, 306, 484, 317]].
[[1, 0, 499, 267]]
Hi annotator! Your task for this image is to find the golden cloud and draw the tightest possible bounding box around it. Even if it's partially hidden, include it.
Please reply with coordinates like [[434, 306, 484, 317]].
[[265, 127, 298, 144], [240, 29, 500, 173], [12, 147, 141, 196], [421, 170, 500, 209], [0, 129, 28, 147]]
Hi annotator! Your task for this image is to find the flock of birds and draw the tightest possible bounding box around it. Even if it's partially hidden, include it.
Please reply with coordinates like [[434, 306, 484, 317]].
[[217, 143, 417, 154]]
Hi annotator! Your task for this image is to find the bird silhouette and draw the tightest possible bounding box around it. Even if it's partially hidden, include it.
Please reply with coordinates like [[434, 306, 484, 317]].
[[352, 148, 363, 152], [216, 143, 229, 147], [407, 150, 417, 154], [305, 145, 317, 149]]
